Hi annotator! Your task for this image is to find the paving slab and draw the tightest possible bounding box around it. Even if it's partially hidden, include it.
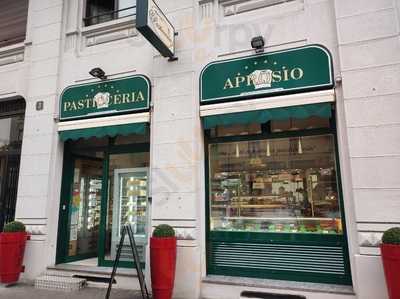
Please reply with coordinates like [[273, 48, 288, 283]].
[[0, 283, 144, 299]]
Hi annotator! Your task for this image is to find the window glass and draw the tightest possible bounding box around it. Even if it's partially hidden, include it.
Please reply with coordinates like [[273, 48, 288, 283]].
[[68, 156, 103, 257], [0, 114, 24, 231], [105, 152, 150, 263], [209, 134, 342, 235], [0, 115, 24, 152], [85, 0, 136, 26]]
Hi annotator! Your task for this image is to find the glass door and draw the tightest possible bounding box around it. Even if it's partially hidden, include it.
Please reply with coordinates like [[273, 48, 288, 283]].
[[57, 140, 150, 266], [111, 168, 148, 262], [101, 152, 150, 267], [66, 157, 103, 261]]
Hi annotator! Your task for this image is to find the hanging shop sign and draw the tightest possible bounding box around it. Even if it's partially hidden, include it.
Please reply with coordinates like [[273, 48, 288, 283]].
[[136, 0, 176, 59], [200, 45, 333, 104], [60, 75, 150, 121]]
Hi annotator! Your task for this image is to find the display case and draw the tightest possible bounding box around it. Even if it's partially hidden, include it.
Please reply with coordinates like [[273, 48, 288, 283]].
[[209, 135, 343, 235], [111, 168, 148, 262]]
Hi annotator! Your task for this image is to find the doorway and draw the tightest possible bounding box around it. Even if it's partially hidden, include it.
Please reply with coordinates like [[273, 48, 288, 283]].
[[56, 136, 150, 267]]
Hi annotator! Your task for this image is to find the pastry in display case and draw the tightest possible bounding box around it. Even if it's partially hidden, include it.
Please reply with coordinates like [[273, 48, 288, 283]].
[[209, 135, 343, 235]]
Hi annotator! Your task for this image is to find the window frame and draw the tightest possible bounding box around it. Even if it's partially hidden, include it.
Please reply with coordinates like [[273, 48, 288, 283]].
[[83, 0, 137, 27], [203, 110, 353, 285]]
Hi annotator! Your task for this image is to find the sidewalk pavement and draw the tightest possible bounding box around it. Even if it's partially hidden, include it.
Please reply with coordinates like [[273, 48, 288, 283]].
[[0, 283, 145, 299]]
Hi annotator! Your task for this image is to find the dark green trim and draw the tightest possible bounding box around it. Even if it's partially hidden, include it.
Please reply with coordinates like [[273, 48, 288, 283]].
[[56, 144, 74, 264], [97, 142, 110, 267], [204, 110, 352, 285], [331, 110, 353, 284], [210, 231, 343, 245]]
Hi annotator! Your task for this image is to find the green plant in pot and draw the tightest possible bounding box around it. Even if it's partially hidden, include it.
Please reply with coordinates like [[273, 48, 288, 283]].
[[381, 227, 400, 299], [0, 221, 29, 284], [3, 221, 26, 233], [150, 224, 177, 299]]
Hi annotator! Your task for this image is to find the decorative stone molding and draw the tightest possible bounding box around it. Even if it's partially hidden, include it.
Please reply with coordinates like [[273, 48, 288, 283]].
[[26, 225, 47, 235], [175, 228, 196, 240], [199, 0, 215, 21], [65, 31, 78, 52], [0, 42, 25, 67], [358, 232, 383, 247], [82, 18, 138, 48], [219, 0, 299, 17]]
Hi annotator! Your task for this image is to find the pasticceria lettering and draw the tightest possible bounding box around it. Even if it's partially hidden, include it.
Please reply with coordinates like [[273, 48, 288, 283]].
[[223, 66, 304, 90], [63, 91, 145, 112]]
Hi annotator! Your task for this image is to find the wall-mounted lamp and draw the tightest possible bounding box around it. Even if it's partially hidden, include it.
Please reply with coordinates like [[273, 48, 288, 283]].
[[89, 67, 107, 80], [251, 36, 265, 54]]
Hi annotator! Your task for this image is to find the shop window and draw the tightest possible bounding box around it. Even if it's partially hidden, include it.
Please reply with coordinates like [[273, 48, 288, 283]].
[[84, 0, 136, 26], [209, 134, 342, 235], [0, 0, 29, 47]]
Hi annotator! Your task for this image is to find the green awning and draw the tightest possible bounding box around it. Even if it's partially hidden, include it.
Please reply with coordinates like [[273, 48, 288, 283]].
[[59, 122, 147, 141], [202, 103, 332, 130]]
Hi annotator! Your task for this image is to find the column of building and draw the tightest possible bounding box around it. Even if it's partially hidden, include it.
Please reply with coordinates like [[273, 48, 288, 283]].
[[334, 1, 400, 298], [149, 1, 202, 298], [15, 0, 64, 279]]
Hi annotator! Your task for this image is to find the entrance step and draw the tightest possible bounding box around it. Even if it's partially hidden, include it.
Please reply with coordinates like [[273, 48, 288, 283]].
[[34, 274, 86, 291], [46, 264, 142, 290]]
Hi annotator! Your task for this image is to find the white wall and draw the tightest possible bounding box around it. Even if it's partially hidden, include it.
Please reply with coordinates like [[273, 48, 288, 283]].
[[334, 0, 400, 298]]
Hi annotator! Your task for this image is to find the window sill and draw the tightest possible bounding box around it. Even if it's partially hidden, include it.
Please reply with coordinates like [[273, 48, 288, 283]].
[[79, 16, 138, 48], [81, 15, 136, 36], [0, 42, 25, 67]]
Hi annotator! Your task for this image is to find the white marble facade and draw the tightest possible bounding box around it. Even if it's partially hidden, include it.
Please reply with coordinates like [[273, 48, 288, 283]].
[[0, 0, 399, 298]]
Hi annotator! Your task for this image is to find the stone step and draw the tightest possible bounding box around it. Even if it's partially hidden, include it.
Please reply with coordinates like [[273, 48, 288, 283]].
[[34, 274, 87, 292]]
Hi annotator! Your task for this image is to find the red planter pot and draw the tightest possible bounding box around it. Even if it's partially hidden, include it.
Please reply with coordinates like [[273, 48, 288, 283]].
[[150, 237, 177, 299], [0, 232, 29, 284], [381, 244, 400, 299]]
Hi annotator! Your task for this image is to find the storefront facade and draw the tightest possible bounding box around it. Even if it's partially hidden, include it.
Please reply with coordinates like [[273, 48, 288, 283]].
[[56, 75, 151, 267], [200, 45, 352, 286], [0, 1, 399, 299]]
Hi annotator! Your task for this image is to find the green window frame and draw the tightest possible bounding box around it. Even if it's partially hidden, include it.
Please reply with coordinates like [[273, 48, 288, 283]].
[[204, 109, 352, 285], [56, 138, 150, 269]]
